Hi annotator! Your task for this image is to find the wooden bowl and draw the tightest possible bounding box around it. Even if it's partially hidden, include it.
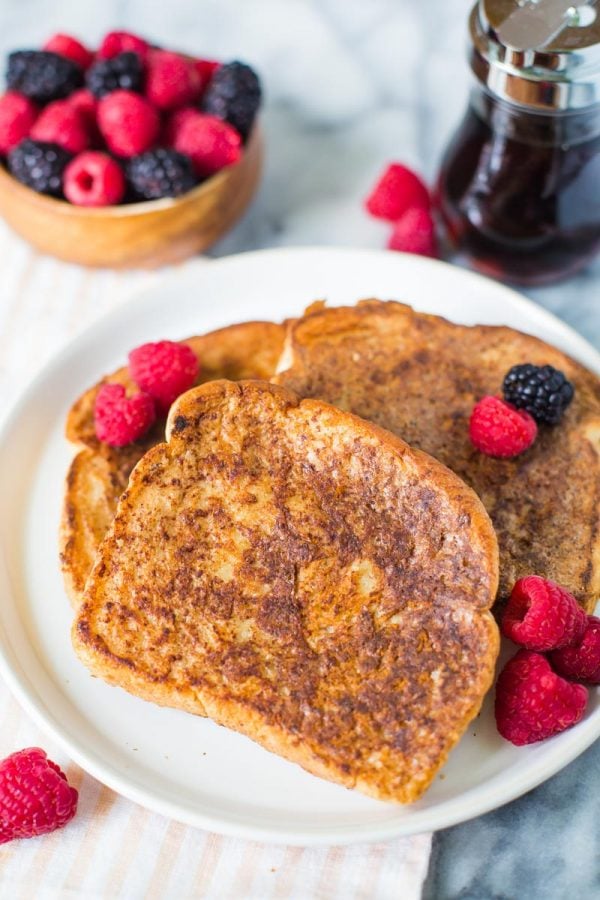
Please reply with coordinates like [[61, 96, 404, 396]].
[[0, 127, 263, 268]]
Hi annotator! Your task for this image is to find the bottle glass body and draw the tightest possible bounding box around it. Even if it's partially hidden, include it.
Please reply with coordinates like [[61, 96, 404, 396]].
[[437, 85, 600, 285]]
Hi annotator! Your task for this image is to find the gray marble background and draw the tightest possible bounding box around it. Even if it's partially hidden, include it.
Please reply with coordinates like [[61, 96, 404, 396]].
[[2, 0, 599, 896]]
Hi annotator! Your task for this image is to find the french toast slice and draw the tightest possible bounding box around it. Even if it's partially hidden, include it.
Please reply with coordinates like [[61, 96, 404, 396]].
[[274, 300, 600, 611], [73, 380, 499, 804], [61, 321, 285, 605]]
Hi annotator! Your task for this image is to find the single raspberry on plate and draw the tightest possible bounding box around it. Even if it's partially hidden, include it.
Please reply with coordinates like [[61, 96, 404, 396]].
[[97, 90, 159, 158], [64, 151, 125, 206], [145, 50, 201, 110], [502, 575, 587, 651], [469, 395, 537, 458], [128, 340, 199, 413], [43, 34, 93, 71], [98, 31, 150, 62], [94, 383, 156, 446], [551, 616, 600, 684], [172, 111, 241, 176], [0, 92, 37, 154], [388, 207, 438, 257], [30, 100, 90, 154], [0, 747, 78, 844], [495, 649, 588, 746], [365, 163, 430, 221]]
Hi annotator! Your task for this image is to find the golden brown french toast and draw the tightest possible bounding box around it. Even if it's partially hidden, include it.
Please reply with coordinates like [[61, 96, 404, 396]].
[[73, 380, 499, 804], [274, 300, 600, 611], [61, 321, 285, 605]]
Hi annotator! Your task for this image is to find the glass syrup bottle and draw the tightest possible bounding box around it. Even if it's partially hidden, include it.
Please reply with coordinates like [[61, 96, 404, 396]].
[[437, 0, 600, 285]]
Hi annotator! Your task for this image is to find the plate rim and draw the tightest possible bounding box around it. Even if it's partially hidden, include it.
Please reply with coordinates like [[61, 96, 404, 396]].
[[0, 245, 599, 846]]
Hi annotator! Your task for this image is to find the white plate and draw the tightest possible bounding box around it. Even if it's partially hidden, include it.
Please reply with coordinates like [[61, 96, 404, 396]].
[[0, 247, 598, 847]]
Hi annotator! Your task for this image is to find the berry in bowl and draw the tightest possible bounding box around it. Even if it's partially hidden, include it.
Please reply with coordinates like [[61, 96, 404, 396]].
[[0, 31, 263, 267]]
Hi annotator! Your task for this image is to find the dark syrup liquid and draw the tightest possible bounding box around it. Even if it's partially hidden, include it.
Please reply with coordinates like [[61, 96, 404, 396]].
[[437, 90, 600, 285]]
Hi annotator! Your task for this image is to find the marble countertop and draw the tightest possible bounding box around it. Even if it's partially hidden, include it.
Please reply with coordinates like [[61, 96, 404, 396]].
[[1, 0, 599, 896]]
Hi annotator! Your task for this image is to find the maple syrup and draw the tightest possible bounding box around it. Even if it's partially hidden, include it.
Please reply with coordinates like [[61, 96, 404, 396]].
[[438, 0, 600, 284]]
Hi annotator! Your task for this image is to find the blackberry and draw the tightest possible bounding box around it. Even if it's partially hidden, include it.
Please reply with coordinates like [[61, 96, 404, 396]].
[[126, 149, 197, 200], [8, 139, 73, 197], [503, 363, 575, 425], [201, 61, 261, 141], [86, 52, 144, 98], [6, 50, 83, 103]]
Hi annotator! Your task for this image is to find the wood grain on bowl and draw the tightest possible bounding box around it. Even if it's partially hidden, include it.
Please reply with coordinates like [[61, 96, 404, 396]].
[[0, 127, 263, 268]]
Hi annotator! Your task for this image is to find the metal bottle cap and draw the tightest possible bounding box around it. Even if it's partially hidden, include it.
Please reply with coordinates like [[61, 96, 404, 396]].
[[470, 0, 600, 109]]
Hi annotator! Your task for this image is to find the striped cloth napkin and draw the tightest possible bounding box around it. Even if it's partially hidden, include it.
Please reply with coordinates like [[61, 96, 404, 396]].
[[0, 223, 432, 900]]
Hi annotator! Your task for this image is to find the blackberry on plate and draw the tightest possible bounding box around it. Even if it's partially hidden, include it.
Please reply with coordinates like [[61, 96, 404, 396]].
[[86, 52, 144, 98], [6, 50, 83, 103], [503, 363, 575, 425], [8, 139, 73, 196], [126, 148, 198, 200], [201, 60, 261, 141]]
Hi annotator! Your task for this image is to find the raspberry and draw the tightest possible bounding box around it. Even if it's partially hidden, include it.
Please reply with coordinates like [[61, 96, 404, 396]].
[[94, 383, 156, 446], [43, 34, 93, 71], [30, 100, 90, 154], [7, 50, 83, 103], [388, 207, 438, 257], [163, 106, 198, 146], [68, 89, 97, 124], [172, 112, 241, 177], [87, 52, 144, 99], [64, 152, 125, 207], [145, 50, 201, 110], [469, 396, 537, 458], [126, 149, 197, 200], [551, 616, 600, 684], [193, 59, 220, 93], [97, 90, 159, 158], [67, 90, 102, 148], [8, 139, 72, 196], [503, 363, 575, 425], [502, 576, 587, 651], [201, 61, 261, 141], [495, 649, 588, 746], [0, 92, 37, 155], [98, 31, 150, 62], [366, 163, 431, 221], [128, 341, 199, 413], [0, 748, 78, 844]]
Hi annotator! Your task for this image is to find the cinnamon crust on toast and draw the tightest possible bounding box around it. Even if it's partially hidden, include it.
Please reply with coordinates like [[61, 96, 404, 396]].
[[73, 380, 499, 804], [274, 300, 600, 611], [61, 321, 285, 605]]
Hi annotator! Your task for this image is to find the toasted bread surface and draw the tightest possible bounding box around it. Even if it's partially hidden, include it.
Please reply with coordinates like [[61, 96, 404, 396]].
[[73, 380, 499, 804], [274, 301, 600, 611], [61, 322, 285, 604]]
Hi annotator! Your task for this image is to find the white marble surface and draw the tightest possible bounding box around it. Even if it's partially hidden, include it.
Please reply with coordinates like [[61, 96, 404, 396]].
[[1, 0, 599, 896]]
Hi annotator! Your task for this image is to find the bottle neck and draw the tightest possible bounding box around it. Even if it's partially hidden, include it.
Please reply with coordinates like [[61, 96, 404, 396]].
[[470, 81, 600, 145]]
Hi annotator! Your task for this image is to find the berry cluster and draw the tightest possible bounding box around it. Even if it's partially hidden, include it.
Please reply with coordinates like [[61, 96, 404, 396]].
[[364, 163, 438, 258], [94, 339, 200, 446], [0, 31, 261, 206], [468, 363, 574, 458], [495, 575, 599, 746]]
